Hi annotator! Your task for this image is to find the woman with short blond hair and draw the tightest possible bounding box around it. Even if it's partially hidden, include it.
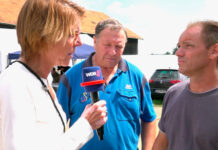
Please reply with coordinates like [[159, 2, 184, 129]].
[[0, 0, 107, 150]]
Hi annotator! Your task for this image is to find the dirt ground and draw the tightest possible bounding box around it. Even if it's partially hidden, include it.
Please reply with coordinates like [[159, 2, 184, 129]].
[[154, 105, 162, 135], [154, 105, 162, 121], [152, 105, 163, 137], [138, 105, 162, 149]]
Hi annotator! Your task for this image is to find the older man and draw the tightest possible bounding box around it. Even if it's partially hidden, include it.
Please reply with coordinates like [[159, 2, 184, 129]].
[[57, 18, 157, 150], [152, 20, 218, 150]]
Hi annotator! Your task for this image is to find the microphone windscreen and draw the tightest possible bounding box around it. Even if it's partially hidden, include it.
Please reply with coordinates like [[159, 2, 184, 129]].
[[81, 66, 105, 92]]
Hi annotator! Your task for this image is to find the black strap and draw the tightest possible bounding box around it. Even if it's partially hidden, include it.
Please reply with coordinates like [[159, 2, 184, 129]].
[[9, 61, 66, 132]]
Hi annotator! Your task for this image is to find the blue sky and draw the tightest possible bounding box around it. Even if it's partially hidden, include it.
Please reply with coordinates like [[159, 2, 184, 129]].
[[74, 0, 217, 55]]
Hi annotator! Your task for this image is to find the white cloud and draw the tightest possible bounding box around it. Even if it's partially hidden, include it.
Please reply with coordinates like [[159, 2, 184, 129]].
[[105, 0, 218, 55], [73, 0, 218, 55], [202, 0, 218, 20], [106, 2, 188, 54]]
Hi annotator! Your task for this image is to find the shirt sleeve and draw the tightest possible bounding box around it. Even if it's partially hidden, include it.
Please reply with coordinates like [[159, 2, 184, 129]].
[[140, 79, 157, 122], [61, 117, 94, 150]]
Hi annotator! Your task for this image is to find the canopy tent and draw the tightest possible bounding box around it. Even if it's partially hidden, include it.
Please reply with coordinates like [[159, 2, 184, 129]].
[[7, 43, 95, 60], [73, 43, 95, 59], [7, 33, 95, 61], [8, 50, 20, 59]]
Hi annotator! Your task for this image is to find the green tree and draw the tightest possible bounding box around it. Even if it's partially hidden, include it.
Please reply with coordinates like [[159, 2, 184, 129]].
[[172, 47, 178, 55], [164, 51, 171, 55]]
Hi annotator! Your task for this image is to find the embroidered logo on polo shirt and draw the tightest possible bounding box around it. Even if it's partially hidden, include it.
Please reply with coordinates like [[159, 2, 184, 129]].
[[125, 84, 132, 89], [80, 92, 90, 103]]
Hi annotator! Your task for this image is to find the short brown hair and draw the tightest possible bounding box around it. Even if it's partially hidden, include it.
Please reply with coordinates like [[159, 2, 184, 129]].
[[188, 20, 218, 49], [17, 0, 85, 61], [188, 20, 218, 68], [95, 18, 127, 42]]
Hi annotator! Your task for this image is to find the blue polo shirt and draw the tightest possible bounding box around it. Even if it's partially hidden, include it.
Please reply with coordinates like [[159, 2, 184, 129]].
[[57, 53, 156, 150]]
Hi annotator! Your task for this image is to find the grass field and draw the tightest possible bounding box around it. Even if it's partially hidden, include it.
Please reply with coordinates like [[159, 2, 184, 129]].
[[152, 99, 163, 106]]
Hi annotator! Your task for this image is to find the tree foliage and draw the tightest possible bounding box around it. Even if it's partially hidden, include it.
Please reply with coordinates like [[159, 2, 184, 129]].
[[172, 47, 178, 55], [164, 51, 171, 55]]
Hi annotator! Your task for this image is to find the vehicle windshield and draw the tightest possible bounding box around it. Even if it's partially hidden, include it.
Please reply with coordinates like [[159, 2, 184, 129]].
[[151, 70, 178, 79]]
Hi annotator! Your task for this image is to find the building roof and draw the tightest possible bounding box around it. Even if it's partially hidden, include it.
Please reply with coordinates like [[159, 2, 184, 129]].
[[81, 10, 142, 39], [0, 0, 25, 25], [0, 0, 142, 39]]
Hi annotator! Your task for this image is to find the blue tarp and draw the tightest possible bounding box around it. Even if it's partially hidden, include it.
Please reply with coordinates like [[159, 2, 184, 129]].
[[8, 43, 95, 60], [73, 43, 95, 59], [8, 51, 21, 59]]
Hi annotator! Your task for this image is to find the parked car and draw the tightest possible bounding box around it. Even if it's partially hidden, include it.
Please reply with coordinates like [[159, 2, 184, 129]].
[[149, 69, 188, 99]]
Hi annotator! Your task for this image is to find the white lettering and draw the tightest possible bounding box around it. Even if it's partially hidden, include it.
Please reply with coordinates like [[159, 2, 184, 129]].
[[86, 72, 97, 77]]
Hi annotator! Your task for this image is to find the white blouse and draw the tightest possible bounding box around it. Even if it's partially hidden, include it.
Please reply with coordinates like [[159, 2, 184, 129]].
[[0, 63, 93, 150]]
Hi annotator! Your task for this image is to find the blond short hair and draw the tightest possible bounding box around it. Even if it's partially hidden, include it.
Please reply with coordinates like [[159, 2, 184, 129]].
[[17, 0, 85, 61]]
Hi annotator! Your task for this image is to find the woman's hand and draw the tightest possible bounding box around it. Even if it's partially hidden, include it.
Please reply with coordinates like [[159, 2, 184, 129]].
[[81, 100, 107, 130]]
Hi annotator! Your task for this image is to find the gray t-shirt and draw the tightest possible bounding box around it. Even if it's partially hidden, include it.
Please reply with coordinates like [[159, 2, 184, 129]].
[[159, 81, 218, 150]]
